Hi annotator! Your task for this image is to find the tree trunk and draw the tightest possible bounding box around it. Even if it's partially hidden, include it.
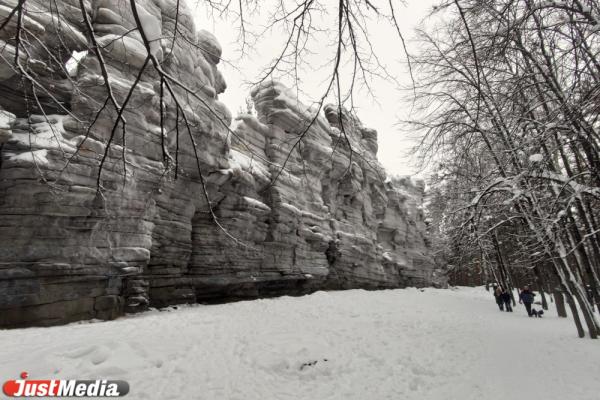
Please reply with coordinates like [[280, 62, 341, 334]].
[[492, 232, 516, 306], [567, 278, 599, 339], [554, 237, 600, 337], [563, 286, 585, 338], [533, 265, 548, 310], [554, 289, 567, 318], [540, 290, 548, 311]]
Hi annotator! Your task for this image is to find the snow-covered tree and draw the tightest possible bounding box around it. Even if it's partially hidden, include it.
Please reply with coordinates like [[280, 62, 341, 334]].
[[412, 0, 600, 338]]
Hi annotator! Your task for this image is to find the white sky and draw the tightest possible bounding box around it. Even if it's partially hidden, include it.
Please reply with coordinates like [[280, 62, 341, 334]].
[[191, 0, 437, 176]]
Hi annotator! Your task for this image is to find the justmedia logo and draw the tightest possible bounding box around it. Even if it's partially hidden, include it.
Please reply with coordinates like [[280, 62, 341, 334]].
[[2, 372, 129, 397]]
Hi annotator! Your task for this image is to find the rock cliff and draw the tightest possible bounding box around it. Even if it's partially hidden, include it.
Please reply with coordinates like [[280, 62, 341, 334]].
[[0, 0, 443, 327]]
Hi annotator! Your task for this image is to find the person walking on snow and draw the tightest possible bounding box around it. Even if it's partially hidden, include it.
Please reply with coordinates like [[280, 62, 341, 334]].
[[500, 287, 512, 312], [519, 285, 536, 317], [494, 285, 504, 311]]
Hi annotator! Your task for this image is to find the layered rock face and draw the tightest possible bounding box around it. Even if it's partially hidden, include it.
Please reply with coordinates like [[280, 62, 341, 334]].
[[0, 0, 442, 327]]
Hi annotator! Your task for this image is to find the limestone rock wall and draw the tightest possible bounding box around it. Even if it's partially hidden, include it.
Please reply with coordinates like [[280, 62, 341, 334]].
[[0, 0, 443, 327]]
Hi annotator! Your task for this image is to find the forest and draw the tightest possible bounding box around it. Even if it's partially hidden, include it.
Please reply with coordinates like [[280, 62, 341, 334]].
[[415, 0, 600, 339]]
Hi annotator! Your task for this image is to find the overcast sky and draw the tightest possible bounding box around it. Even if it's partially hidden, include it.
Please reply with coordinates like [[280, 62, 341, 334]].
[[191, 0, 437, 177]]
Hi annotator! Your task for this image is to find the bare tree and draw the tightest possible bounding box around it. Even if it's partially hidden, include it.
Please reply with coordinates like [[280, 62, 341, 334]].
[[412, 0, 600, 338]]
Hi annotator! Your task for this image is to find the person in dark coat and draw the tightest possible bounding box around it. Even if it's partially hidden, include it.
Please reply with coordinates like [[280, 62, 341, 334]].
[[519, 285, 536, 317], [500, 288, 513, 312], [494, 285, 504, 311]]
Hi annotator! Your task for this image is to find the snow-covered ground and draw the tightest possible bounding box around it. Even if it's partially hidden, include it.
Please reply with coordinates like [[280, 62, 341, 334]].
[[2, 287, 599, 400]]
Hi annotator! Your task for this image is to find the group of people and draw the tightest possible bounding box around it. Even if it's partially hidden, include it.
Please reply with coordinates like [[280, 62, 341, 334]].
[[492, 284, 543, 317]]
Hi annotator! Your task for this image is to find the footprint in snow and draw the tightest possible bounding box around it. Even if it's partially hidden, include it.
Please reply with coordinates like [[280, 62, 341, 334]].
[[64, 345, 98, 359], [89, 346, 111, 365]]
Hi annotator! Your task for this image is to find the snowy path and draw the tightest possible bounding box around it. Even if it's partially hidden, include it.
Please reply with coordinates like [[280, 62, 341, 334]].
[[1, 287, 599, 400]]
